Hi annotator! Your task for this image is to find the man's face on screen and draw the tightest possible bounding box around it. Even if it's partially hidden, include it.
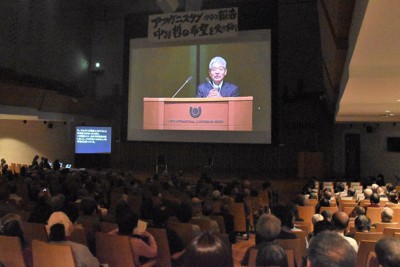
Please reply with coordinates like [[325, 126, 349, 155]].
[[209, 62, 227, 85]]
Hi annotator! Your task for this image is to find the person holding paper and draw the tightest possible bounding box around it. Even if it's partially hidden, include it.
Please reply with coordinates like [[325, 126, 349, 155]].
[[196, 56, 239, 98]]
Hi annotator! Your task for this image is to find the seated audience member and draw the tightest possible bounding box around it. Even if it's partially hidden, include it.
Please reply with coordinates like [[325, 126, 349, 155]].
[[307, 231, 356, 267], [312, 220, 334, 237], [151, 206, 185, 263], [46, 211, 75, 238], [349, 206, 366, 219], [380, 207, 394, 223], [362, 188, 373, 202], [191, 202, 219, 233], [115, 211, 157, 266], [373, 237, 400, 267], [183, 232, 233, 267], [48, 223, 99, 267], [242, 213, 282, 265], [219, 203, 235, 244], [311, 213, 324, 226], [28, 190, 52, 224], [386, 191, 398, 205], [0, 186, 16, 218], [315, 191, 332, 214], [367, 192, 381, 208], [75, 197, 101, 254], [271, 205, 297, 240], [321, 210, 332, 222], [0, 213, 32, 266], [256, 243, 288, 267], [354, 215, 371, 233], [385, 183, 395, 194], [331, 211, 358, 252]]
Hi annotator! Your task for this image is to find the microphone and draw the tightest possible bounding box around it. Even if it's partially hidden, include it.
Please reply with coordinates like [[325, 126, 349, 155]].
[[206, 77, 220, 92], [171, 76, 192, 98]]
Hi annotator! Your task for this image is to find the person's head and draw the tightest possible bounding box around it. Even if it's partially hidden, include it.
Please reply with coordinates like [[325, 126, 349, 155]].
[[0, 214, 25, 244], [381, 207, 394, 223], [311, 214, 324, 226], [371, 183, 379, 193], [80, 197, 98, 216], [355, 215, 371, 232], [331, 211, 349, 232], [256, 243, 288, 267], [323, 190, 332, 200], [375, 237, 400, 267], [321, 210, 332, 221], [183, 232, 232, 267], [313, 220, 334, 236], [152, 206, 170, 227], [307, 231, 357, 267], [347, 187, 356, 197], [349, 206, 366, 218], [48, 223, 66, 241], [272, 204, 295, 228], [256, 213, 281, 242], [364, 188, 373, 199], [208, 56, 227, 85], [335, 183, 345, 193], [46, 211, 74, 237], [386, 183, 394, 193], [388, 191, 398, 203], [117, 211, 138, 235], [177, 201, 193, 223], [370, 192, 380, 204]]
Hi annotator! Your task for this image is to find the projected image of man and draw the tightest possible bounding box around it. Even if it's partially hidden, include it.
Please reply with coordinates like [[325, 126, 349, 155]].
[[196, 56, 239, 98]]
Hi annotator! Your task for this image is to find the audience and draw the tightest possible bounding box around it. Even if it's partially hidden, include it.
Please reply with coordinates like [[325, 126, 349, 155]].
[[2, 162, 400, 267]]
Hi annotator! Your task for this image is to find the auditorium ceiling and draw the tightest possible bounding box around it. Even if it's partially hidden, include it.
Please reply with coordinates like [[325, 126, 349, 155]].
[[334, 0, 400, 122]]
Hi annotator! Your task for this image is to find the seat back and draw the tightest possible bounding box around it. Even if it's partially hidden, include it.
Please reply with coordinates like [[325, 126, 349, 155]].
[[95, 232, 135, 267], [166, 221, 200, 247], [383, 227, 400, 237], [354, 232, 384, 245], [100, 222, 118, 233], [70, 228, 88, 246], [292, 230, 308, 261], [294, 221, 312, 234], [32, 240, 75, 267], [147, 228, 172, 267], [0, 235, 26, 267], [276, 238, 302, 267], [297, 206, 315, 226], [355, 240, 377, 267], [319, 206, 339, 214], [373, 222, 399, 233], [22, 221, 48, 246], [366, 207, 384, 225]]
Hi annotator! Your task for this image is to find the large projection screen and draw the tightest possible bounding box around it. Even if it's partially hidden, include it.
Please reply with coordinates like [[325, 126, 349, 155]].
[[127, 29, 271, 144]]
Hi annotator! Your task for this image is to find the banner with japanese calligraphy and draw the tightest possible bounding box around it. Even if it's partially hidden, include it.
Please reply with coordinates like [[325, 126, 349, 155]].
[[148, 7, 238, 42]]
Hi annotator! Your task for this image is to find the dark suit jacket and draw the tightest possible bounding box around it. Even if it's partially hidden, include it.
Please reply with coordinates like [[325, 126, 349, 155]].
[[196, 81, 239, 97]]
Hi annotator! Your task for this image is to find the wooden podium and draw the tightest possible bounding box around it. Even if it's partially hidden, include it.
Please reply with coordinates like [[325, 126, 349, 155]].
[[143, 97, 253, 131]]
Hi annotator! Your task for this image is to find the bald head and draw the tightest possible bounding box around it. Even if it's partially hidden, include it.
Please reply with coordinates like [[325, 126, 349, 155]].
[[332, 211, 349, 231]]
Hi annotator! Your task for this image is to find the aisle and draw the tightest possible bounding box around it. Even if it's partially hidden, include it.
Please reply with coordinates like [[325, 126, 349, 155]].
[[232, 234, 255, 267]]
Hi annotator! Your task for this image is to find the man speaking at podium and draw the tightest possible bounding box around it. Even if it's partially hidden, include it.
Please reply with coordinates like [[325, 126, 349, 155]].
[[196, 56, 239, 98]]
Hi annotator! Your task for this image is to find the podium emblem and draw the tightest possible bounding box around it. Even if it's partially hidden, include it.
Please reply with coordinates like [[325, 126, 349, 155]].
[[189, 106, 201, 118]]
